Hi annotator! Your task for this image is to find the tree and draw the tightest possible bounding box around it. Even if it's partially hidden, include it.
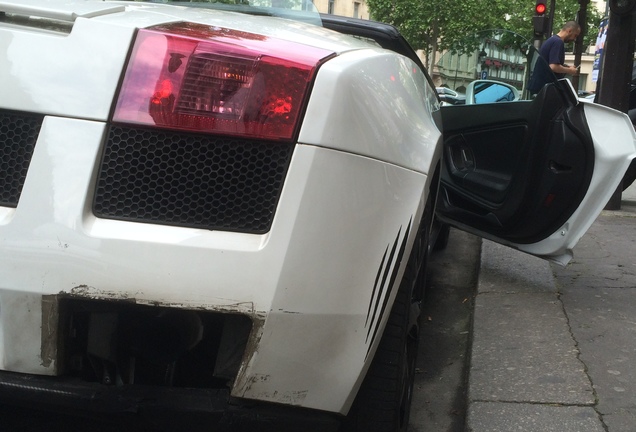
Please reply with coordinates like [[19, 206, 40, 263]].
[[503, 0, 604, 46], [367, 0, 604, 69]]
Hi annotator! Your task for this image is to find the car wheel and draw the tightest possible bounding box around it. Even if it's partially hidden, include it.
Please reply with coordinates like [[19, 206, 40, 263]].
[[342, 200, 431, 432], [432, 222, 450, 252]]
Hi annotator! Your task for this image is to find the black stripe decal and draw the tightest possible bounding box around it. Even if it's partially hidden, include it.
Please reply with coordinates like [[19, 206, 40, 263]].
[[365, 247, 389, 328], [365, 217, 413, 359], [365, 228, 401, 343]]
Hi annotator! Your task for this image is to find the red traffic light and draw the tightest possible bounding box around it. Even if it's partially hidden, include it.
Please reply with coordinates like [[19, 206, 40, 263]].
[[535, 1, 547, 14]]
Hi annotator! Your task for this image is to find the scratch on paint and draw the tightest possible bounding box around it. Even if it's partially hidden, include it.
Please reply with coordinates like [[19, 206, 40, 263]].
[[253, 389, 309, 406], [40, 296, 58, 369]]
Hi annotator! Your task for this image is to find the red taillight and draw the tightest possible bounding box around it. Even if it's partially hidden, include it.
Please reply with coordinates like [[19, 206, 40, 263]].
[[113, 23, 333, 141]]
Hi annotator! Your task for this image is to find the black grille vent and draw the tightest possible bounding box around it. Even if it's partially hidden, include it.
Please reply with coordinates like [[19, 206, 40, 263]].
[[0, 111, 43, 207], [93, 126, 294, 233]]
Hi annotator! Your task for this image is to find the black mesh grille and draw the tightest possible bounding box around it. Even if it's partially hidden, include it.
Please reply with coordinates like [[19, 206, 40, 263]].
[[0, 111, 43, 207], [93, 126, 294, 233]]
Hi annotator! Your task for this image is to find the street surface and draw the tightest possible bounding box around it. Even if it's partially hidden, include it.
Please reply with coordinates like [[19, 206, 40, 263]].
[[410, 229, 480, 431], [467, 183, 636, 432], [552, 194, 636, 431]]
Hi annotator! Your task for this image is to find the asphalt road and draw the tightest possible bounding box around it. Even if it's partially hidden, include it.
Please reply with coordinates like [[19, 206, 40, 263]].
[[409, 228, 480, 431]]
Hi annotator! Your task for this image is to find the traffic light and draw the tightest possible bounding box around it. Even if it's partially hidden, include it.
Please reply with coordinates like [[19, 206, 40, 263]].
[[533, 0, 548, 38], [535, 0, 547, 15]]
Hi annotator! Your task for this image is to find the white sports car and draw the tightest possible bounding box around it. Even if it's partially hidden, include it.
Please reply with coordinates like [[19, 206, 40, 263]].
[[0, 1, 633, 431]]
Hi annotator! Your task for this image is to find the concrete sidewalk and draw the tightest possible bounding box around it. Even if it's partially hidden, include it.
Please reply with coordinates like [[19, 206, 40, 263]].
[[466, 184, 636, 432]]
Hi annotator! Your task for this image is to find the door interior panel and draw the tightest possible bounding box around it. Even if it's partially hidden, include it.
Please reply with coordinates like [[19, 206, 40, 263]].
[[438, 82, 595, 244], [445, 124, 528, 203]]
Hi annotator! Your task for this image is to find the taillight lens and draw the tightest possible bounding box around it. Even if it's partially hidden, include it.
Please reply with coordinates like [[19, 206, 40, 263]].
[[113, 23, 333, 141]]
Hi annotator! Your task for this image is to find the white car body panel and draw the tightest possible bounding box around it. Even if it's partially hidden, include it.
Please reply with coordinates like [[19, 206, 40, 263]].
[[0, 18, 134, 119], [299, 48, 441, 173], [234, 145, 428, 412], [0, 0, 126, 21]]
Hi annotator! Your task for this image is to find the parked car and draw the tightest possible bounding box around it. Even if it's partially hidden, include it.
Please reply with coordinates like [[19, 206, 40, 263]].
[[464, 79, 520, 104], [0, 3, 634, 432]]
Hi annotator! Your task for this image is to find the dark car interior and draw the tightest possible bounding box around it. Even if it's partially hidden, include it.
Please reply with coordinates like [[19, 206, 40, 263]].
[[438, 80, 594, 244]]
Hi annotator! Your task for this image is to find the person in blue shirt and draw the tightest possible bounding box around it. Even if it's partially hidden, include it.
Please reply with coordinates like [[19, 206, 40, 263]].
[[528, 21, 581, 94], [540, 21, 581, 78]]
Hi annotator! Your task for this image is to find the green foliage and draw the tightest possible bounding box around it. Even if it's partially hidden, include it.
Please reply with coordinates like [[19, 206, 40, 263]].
[[504, 0, 604, 46], [367, 0, 605, 53]]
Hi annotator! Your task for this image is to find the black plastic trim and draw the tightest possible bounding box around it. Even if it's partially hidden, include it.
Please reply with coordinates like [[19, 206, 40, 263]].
[[0, 371, 340, 432]]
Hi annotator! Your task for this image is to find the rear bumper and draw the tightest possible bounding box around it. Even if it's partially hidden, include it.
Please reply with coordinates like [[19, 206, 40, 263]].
[[0, 371, 341, 432], [0, 116, 429, 414]]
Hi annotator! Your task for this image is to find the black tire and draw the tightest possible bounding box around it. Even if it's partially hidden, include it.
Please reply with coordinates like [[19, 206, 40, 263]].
[[622, 159, 636, 191], [432, 222, 450, 252], [624, 116, 636, 191], [342, 201, 431, 432]]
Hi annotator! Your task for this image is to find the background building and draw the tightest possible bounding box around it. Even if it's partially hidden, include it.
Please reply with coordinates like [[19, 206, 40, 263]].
[[435, 0, 611, 95], [313, 0, 369, 19], [436, 37, 528, 93]]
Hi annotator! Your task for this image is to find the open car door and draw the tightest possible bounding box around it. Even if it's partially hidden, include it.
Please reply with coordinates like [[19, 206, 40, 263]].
[[436, 31, 636, 265]]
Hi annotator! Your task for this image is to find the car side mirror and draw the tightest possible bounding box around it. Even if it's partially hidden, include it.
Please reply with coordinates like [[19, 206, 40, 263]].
[[465, 80, 520, 104]]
